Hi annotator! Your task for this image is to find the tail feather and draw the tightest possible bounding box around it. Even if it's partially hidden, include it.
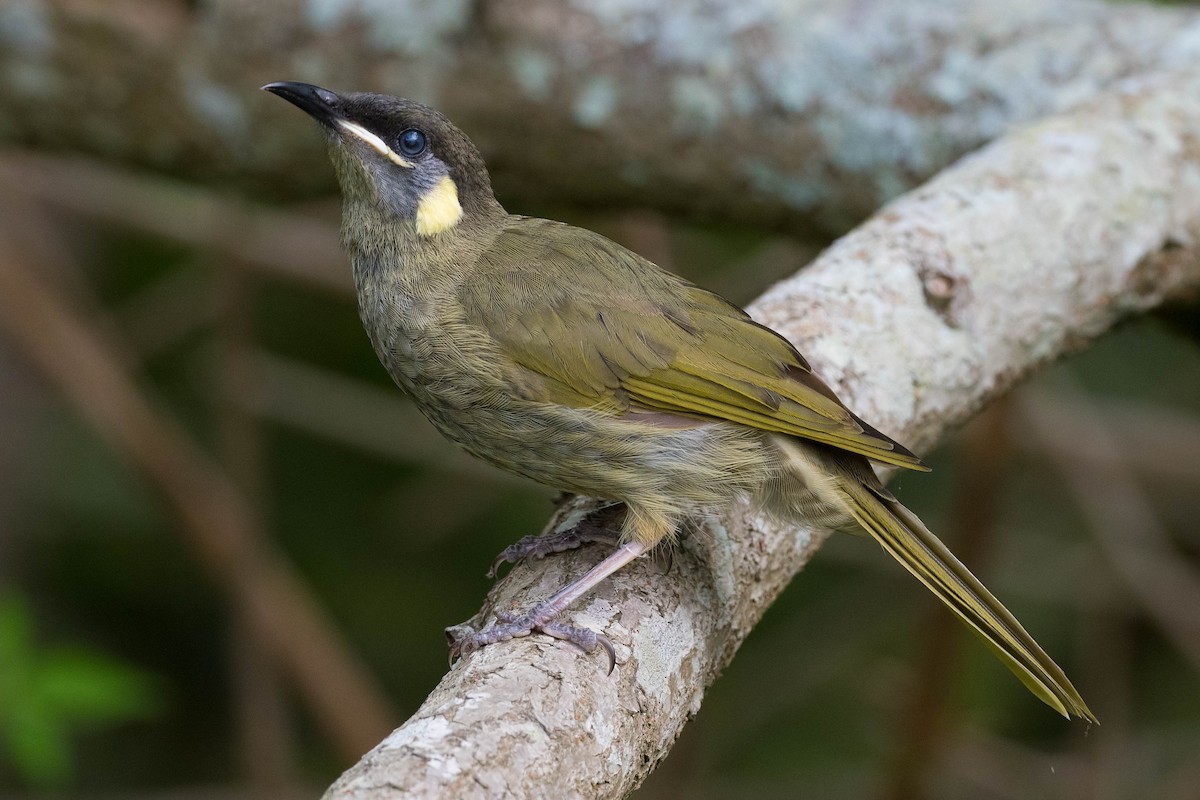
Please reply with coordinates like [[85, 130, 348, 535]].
[[838, 479, 1096, 722]]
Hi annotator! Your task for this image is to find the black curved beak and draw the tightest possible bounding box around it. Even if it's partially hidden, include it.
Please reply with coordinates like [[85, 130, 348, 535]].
[[261, 81, 344, 128]]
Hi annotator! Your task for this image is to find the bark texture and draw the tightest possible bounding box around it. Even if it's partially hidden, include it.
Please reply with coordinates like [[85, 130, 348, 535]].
[[3, 0, 1200, 228], [323, 70, 1200, 799]]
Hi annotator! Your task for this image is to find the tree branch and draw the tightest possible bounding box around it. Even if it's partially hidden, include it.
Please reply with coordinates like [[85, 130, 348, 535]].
[[322, 69, 1200, 798], [4, 0, 1200, 228]]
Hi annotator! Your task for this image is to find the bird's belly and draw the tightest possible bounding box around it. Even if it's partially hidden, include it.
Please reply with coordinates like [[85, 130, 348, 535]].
[[359, 303, 774, 510], [410, 394, 774, 509]]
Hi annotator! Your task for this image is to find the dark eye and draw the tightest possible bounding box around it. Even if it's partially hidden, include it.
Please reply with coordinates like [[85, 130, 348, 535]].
[[398, 129, 427, 157]]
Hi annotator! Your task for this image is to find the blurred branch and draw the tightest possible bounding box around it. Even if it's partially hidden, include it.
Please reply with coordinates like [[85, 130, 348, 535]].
[[0, 154, 350, 293], [1019, 380, 1200, 671], [214, 259, 303, 794], [325, 71, 1200, 798], [0, 214, 396, 761], [1030, 397, 1200, 487], [1081, 578, 1132, 800], [114, 261, 219, 362], [882, 400, 1013, 800], [1156, 760, 1200, 800], [232, 349, 527, 485], [6, 1, 1200, 228], [948, 727, 1091, 800]]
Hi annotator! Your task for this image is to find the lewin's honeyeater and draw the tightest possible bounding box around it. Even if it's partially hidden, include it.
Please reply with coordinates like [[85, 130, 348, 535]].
[[264, 81, 1094, 720]]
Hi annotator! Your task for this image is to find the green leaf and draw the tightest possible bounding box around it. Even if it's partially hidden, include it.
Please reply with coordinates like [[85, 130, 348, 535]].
[[0, 592, 164, 789], [0, 593, 35, 711], [35, 648, 162, 724], [2, 702, 71, 790], [0, 593, 34, 662]]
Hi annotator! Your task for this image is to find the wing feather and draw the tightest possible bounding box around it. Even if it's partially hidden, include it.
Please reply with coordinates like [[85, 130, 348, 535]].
[[459, 219, 926, 471]]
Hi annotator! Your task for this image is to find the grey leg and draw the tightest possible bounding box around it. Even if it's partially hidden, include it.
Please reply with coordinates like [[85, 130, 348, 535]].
[[448, 540, 650, 672]]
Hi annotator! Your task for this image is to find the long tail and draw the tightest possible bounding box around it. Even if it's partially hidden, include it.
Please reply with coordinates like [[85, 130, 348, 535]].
[[838, 477, 1096, 721]]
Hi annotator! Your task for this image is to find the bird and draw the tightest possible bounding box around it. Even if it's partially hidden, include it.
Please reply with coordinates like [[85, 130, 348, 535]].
[[263, 81, 1095, 721]]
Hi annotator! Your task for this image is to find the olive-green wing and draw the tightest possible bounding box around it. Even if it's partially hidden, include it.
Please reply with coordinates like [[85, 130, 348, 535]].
[[460, 219, 925, 470]]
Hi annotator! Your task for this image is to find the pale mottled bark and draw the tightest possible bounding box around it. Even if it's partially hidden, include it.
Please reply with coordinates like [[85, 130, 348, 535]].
[[323, 71, 1200, 799], [3, 0, 1200, 229]]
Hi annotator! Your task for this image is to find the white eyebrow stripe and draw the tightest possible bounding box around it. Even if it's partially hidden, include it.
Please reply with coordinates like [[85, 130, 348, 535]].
[[336, 120, 414, 168]]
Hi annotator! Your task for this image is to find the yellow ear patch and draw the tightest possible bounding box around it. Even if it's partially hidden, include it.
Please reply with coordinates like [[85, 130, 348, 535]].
[[416, 176, 463, 237]]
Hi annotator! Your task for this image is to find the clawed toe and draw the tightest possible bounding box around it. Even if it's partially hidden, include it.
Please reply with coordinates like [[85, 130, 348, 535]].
[[486, 505, 626, 578], [446, 611, 616, 673], [451, 539, 649, 674], [539, 621, 616, 674]]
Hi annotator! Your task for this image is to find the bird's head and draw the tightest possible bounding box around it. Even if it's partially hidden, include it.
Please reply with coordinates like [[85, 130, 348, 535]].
[[263, 81, 500, 237]]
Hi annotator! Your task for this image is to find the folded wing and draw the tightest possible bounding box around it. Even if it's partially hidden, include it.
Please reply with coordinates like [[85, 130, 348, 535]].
[[460, 218, 926, 471]]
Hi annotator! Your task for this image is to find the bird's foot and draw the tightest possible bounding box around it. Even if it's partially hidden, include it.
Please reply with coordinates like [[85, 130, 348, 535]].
[[487, 506, 624, 578], [446, 604, 616, 674], [451, 539, 649, 673]]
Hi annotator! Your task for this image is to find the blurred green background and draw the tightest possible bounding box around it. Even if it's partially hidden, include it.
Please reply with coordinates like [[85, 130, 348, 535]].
[[1, 20, 1200, 799]]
